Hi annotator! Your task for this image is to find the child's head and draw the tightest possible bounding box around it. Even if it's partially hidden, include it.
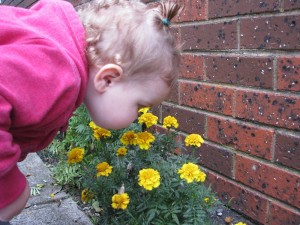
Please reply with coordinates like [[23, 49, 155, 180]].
[[79, 0, 181, 129]]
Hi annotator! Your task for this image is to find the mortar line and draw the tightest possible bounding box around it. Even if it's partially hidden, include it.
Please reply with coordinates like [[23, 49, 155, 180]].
[[237, 19, 241, 51], [177, 79, 300, 97], [173, 9, 300, 27], [273, 56, 278, 91]]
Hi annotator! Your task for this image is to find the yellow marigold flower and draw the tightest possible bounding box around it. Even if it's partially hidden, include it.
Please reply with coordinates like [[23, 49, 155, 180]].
[[136, 131, 155, 150], [138, 168, 160, 191], [235, 223, 247, 225], [204, 197, 210, 203], [89, 121, 111, 140], [116, 147, 127, 156], [111, 193, 130, 210], [138, 112, 158, 128], [94, 127, 111, 140], [81, 189, 94, 203], [120, 130, 137, 146], [163, 116, 179, 129], [89, 121, 98, 130], [67, 147, 84, 164], [195, 170, 206, 182], [178, 162, 206, 183], [185, 134, 204, 147], [138, 107, 150, 114], [96, 162, 113, 177]]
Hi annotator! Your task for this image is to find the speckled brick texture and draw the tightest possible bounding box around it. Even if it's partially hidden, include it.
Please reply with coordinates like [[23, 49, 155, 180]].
[[235, 155, 300, 208], [168, 0, 300, 222], [277, 56, 300, 91], [206, 172, 268, 225], [180, 54, 205, 80], [180, 82, 234, 115], [180, 21, 238, 50], [161, 104, 205, 134], [269, 202, 300, 225], [240, 15, 300, 50], [207, 116, 274, 159], [198, 143, 233, 178], [275, 130, 300, 170], [205, 56, 274, 88], [208, 0, 280, 18], [176, 0, 206, 22], [236, 90, 300, 131], [284, 0, 300, 10]]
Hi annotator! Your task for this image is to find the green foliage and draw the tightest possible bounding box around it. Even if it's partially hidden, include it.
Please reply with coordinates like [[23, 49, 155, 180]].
[[48, 105, 218, 225]]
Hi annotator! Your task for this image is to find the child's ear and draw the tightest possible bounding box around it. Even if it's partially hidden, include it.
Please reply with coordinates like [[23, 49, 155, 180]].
[[93, 64, 123, 93]]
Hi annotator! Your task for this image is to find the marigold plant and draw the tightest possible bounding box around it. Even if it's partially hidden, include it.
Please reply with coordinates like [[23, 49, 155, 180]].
[[120, 130, 137, 146], [138, 168, 161, 191], [89, 121, 111, 140], [48, 105, 218, 225], [111, 193, 130, 210], [185, 133, 205, 147], [138, 112, 158, 128], [81, 189, 94, 203], [67, 147, 84, 164], [116, 147, 127, 156], [136, 131, 155, 150], [163, 115, 179, 129], [96, 162, 112, 177], [178, 162, 206, 183], [138, 107, 150, 114]]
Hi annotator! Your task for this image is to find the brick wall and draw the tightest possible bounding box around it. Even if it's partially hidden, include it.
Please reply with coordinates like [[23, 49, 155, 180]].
[[153, 0, 300, 224]]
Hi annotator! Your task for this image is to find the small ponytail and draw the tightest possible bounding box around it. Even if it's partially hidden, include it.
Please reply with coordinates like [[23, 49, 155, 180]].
[[160, 0, 182, 27]]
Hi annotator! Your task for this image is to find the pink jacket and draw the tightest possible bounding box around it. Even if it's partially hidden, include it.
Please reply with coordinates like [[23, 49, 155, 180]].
[[0, 0, 88, 208]]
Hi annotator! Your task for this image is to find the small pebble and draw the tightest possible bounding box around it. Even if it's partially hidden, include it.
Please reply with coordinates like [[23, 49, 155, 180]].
[[216, 208, 223, 216]]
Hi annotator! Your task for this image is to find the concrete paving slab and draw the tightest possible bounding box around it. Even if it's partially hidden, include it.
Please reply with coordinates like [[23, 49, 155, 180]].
[[11, 153, 93, 225]]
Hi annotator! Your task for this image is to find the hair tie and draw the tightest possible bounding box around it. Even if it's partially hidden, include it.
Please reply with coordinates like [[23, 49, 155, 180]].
[[162, 18, 170, 27]]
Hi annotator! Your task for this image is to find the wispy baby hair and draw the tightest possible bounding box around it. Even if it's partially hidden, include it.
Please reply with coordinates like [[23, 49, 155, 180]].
[[77, 0, 181, 85]]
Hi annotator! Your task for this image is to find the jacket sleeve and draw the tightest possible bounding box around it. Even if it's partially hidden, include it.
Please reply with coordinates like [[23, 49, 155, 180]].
[[0, 95, 26, 209]]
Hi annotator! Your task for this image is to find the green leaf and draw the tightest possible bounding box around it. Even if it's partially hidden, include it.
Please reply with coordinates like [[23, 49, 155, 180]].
[[146, 209, 157, 224], [171, 213, 180, 225]]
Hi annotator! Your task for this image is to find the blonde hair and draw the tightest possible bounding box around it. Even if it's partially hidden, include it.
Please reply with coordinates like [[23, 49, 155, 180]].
[[77, 0, 181, 85]]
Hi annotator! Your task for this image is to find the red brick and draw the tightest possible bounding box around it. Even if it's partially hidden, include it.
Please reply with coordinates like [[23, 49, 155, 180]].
[[240, 15, 300, 50], [207, 116, 273, 159], [170, 27, 181, 48], [161, 104, 205, 134], [180, 21, 237, 51], [208, 0, 280, 18], [150, 105, 161, 119], [206, 172, 268, 224], [180, 81, 234, 115], [277, 56, 300, 92], [236, 90, 300, 131], [180, 54, 204, 80], [168, 80, 179, 103], [269, 202, 300, 225], [176, 0, 206, 22], [235, 155, 300, 208], [284, 0, 300, 10], [275, 130, 300, 171], [205, 55, 274, 88], [198, 142, 233, 178]]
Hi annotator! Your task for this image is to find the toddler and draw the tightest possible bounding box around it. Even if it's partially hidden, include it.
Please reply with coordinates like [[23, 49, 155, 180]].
[[0, 0, 181, 222]]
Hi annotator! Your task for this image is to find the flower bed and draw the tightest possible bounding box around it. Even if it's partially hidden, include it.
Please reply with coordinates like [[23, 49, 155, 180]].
[[44, 105, 250, 225]]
